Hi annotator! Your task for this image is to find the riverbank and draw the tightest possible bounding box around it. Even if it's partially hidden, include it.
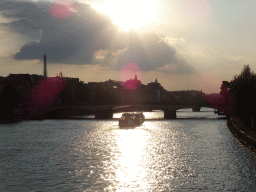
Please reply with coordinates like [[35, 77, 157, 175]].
[[227, 118, 256, 153]]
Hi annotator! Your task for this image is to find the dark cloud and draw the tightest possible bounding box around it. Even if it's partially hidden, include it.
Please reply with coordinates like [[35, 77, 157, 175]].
[[0, 0, 195, 74], [1, 0, 119, 63], [108, 32, 195, 74]]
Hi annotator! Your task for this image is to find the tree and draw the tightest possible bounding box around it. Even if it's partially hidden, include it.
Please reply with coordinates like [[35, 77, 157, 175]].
[[228, 65, 256, 128], [219, 81, 234, 118], [59, 82, 73, 105], [0, 81, 21, 119], [74, 82, 88, 104]]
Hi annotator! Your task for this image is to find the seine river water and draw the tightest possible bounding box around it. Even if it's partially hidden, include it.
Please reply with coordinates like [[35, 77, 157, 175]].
[[1, 108, 256, 191]]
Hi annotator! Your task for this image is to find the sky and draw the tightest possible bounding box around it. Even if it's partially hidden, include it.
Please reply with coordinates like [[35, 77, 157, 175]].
[[1, 0, 256, 93]]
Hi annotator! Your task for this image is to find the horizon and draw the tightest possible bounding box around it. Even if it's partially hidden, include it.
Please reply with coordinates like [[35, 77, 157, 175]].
[[3, 72, 222, 94]]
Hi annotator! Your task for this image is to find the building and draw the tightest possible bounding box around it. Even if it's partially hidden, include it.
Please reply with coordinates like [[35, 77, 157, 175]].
[[148, 78, 168, 102], [123, 75, 141, 90]]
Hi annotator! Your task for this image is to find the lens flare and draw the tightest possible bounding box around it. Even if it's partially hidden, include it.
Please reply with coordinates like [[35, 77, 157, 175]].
[[50, 0, 76, 19], [121, 63, 142, 90], [28, 76, 66, 111]]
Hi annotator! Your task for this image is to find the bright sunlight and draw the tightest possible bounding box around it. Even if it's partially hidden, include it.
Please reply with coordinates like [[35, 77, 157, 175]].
[[92, 0, 157, 31]]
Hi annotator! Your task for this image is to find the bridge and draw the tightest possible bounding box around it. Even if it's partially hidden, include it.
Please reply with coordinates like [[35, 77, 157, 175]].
[[13, 102, 221, 120]]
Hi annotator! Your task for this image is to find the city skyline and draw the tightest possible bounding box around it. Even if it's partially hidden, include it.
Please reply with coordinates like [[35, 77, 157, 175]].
[[1, 0, 256, 93]]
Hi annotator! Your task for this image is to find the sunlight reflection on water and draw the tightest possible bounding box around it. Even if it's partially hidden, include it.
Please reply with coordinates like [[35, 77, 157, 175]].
[[100, 120, 193, 191], [108, 129, 149, 191]]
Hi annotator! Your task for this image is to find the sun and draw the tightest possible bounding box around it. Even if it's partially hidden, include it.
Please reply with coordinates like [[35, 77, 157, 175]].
[[92, 0, 157, 31]]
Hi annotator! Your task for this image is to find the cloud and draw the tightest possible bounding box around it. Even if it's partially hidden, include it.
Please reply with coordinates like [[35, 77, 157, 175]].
[[1, 0, 119, 63], [0, 0, 195, 74], [107, 32, 195, 73], [225, 55, 245, 62]]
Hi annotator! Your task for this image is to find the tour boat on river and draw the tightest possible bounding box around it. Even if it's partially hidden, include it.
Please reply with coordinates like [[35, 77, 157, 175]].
[[119, 112, 145, 127]]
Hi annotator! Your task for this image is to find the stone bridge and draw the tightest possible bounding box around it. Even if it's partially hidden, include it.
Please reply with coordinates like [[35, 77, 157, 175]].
[[17, 102, 216, 119]]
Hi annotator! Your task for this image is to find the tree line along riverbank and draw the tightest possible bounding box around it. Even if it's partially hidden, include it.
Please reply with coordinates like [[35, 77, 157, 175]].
[[224, 65, 256, 153]]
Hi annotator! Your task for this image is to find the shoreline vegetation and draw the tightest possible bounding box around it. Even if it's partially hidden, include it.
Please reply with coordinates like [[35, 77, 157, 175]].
[[224, 65, 256, 153]]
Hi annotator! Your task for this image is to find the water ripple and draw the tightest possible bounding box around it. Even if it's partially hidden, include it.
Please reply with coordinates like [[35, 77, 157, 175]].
[[0, 109, 255, 191]]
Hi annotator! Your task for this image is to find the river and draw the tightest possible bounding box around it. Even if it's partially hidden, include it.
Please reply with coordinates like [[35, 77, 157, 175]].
[[0, 108, 256, 191]]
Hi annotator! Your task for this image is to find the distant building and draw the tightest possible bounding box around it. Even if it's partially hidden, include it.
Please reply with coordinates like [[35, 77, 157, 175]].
[[5, 74, 44, 106], [167, 90, 204, 103], [43, 51, 47, 78], [123, 75, 141, 90], [148, 78, 167, 102]]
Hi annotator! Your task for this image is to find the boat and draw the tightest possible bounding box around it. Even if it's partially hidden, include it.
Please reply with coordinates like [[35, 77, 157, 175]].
[[119, 112, 145, 127]]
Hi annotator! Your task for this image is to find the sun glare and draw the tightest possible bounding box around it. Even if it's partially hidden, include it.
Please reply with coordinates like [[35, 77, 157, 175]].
[[92, 0, 157, 31]]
